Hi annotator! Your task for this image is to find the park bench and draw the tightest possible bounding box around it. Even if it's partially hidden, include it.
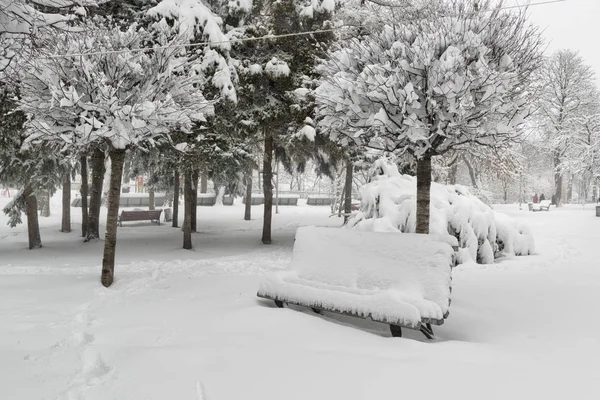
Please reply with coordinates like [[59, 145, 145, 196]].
[[532, 200, 551, 212], [118, 209, 163, 227], [257, 227, 456, 339]]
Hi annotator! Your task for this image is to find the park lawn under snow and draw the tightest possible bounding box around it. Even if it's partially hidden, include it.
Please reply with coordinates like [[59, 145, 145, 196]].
[[1, 194, 600, 400]]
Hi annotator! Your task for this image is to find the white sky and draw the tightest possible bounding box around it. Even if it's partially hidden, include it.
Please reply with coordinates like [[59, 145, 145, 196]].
[[506, 0, 600, 84]]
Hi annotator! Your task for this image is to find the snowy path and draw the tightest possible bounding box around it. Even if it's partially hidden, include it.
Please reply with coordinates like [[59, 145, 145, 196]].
[[1, 199, 600, 399]]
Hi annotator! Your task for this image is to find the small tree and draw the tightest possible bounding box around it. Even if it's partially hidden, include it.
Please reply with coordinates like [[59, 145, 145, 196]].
[[316, 1, 543, 233], [19, 22, 213, 286]]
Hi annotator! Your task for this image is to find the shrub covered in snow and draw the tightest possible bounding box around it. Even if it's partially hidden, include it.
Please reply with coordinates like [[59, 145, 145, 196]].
[[348, 159, 535, 264]]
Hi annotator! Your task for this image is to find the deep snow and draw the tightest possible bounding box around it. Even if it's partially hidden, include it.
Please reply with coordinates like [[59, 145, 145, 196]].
[[1, 193, 600, 400]]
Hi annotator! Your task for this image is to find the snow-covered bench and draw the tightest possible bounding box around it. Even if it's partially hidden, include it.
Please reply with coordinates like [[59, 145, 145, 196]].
[[257, 227, 455, 339], [532, 200, 551, 212]]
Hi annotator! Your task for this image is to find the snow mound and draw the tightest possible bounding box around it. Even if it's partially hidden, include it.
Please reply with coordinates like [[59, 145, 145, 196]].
[[348, 159, 535, 264], [258, 227, 454, 328]]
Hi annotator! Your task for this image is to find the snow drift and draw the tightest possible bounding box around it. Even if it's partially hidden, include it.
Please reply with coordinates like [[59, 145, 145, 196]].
[[348, 159, 535, 264], [258, 227, 455, 328]]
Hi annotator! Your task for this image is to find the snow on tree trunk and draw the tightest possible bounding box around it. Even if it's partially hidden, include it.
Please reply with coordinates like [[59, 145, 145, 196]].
[[344, 160, 353, 224], [100, 148, 126, 287], [25, 191, 42, 250], [80, 155, 89, 238], [244, 168, 252, 221], [172, 170, 179, 228], [87, 147, 105, 241], [61, 173, 71, 233], [262, 129, 274, 244], [191, 170, 198, 233], [183, 170, 193, 250], [215, 186, 225, 206], [149, 189, 155, 211], [39, 190, 51, 217], [554, 152, 563, 207], [416, 155, 432, 234]]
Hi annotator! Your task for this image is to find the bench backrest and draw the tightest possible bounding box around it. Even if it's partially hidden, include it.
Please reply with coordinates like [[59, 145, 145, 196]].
[[120, 210, 162, 221], [539, 200, 551, 207], [289, 227, 455, 316]]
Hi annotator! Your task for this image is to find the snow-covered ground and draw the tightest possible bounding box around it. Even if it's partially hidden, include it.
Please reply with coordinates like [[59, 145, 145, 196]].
[[1, 193, 599, 400]]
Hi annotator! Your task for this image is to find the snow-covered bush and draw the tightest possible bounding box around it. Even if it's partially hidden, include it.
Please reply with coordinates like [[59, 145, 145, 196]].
[[348, 159, 535, 265]]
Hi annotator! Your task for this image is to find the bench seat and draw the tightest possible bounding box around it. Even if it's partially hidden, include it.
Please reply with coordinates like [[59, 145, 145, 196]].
[[257, 227, 455, 338]]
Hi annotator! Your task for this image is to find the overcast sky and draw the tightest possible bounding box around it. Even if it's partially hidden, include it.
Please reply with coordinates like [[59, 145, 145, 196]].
[[506, 0, 600, 84]]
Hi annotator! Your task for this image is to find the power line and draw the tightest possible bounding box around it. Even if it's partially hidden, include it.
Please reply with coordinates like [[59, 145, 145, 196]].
[[43, 27, 347, 59], [41, 0, 568, 60]]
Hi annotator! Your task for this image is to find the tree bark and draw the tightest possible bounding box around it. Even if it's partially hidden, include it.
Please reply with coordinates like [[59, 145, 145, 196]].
[[262, 129, 274, 244], [25, 191, 42, 249], [200, 175, 208, 193], [149, 188, 155, 210], [61, 173, 71, 233], [191, 169, 199, 232], [87, 147, 105, 241], [344, 159, 353, 224], [244, 168, 252, 221], [80, 155, 88, 237], [172, 170, 179, 228], [416, 155, 432, 234], [100, 148, 126, 287], [183, 170, 193, 250]]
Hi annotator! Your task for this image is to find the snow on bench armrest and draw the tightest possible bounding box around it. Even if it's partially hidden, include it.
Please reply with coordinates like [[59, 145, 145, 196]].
[[257, 227, 454, 328]]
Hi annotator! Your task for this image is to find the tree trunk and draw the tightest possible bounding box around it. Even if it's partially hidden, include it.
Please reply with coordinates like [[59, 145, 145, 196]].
[[80, 155, 88, 237], [61, 173, 71, 233], [87, 147, 105, 241], [566, 174, 573, 203], [262, 129, 274, 244], [344, 159, 353, 224], [100, 148, 126, 287], [149, 188, 155, 210], [200, 175, 208, 193], [25, 191, 42, 249], [183, 170, 193, 250], [172, 170, 179, 228], [191, 169, 199, 232], [554, 151, 563, 207], [463, 156, 478, 189], [40, 190, 51, 217], [416, 155, 432, 234], [244, 168, 252, 221], [448, 163, 458, 185]]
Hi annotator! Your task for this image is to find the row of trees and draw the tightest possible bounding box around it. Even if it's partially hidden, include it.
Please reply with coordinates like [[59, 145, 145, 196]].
[[4, 0, 585, 287]]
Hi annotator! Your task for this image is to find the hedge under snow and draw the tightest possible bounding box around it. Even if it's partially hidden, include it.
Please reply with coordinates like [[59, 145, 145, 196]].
[[348, 159, 535, 264]]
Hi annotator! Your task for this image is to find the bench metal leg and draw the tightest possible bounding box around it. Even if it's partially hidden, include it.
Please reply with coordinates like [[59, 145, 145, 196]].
[[311, 307, 322, 314], [274, 300, 285, 308], [390, 324, 402, 337], [419, 323, 435, 340]]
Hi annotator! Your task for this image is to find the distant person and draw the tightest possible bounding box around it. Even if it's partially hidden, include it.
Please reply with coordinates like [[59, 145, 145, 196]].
[[540, 193, 545, 202], [533, 193, 539, 204], [551, 194, 556, 205]]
